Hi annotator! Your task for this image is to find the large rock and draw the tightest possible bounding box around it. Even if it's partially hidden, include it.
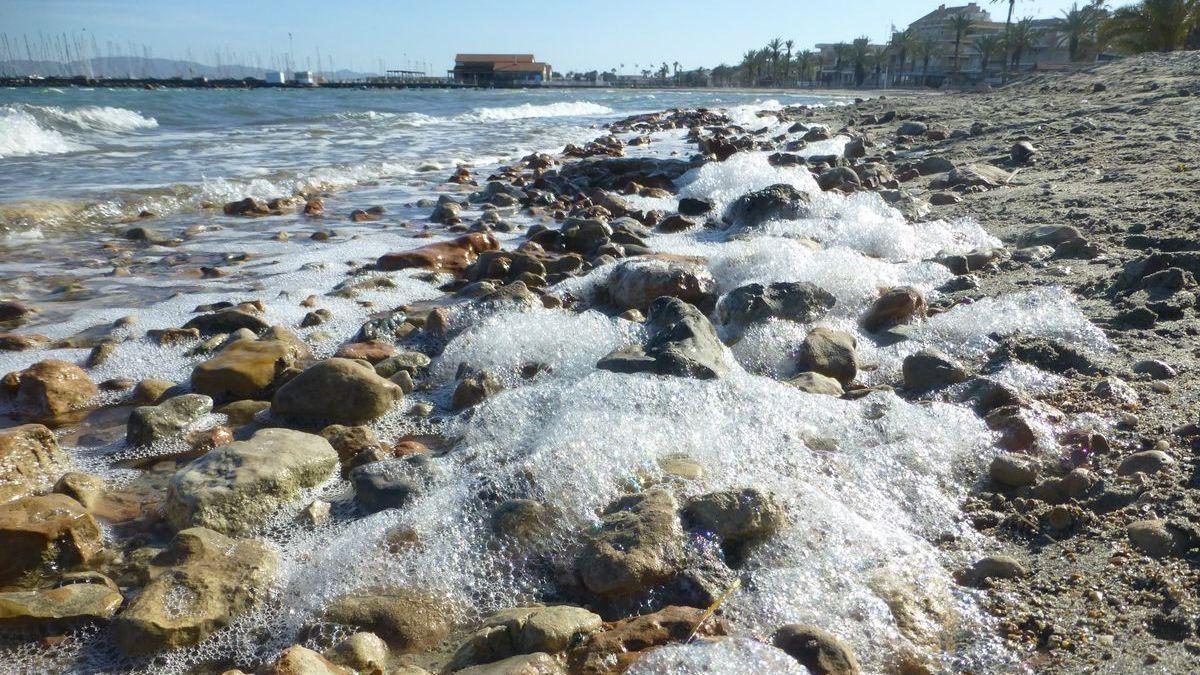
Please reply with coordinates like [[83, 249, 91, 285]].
[[349, 456, 435, 513], [272, 358, 403, 425], [560, 218, 613, 255], [126, 393, 213, 447], [0, 494, 103, 585], [324, 589, 453, 652], [796, 328, 858, 386], [0, 575, 122, 627], [607, 259, 716, 313], [772, 624, 860, 675], [597, 297, 727, 379], [113, 527, 277, 655], [785, 371, 844, 396], [448, 605, 603, 670], [682, 487, 788, 543], [567, 606, 728, 674], [575, 489, 684, 597], [0, 424, 67, 504], [716, 282, 835, 330], [724, 184, 811, 228], [376, 233, 499, 272], [183, 307, 270, 336], [943, 164, 1011, 189], [191, 334, 309, 402], [456, 652, 562, 675], [5, 359, 97, 424], [902, 349, 968, 391], [165, 428, 339, 535], [265, 645, 351, 675]]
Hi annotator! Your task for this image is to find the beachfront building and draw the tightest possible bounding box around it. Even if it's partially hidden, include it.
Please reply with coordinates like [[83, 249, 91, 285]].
[[450, 54, 552, 86], [815, 40, 889, 88], [902, 3, 1005, 84]]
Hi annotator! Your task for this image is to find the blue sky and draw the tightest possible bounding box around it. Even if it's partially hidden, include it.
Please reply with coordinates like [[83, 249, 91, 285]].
[[5, 0, 1126, 74]]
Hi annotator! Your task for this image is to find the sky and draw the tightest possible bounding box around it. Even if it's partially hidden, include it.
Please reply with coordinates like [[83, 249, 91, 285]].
[[4, 0, 1128, 75]]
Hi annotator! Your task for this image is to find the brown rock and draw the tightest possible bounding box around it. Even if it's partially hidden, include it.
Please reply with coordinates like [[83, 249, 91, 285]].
[[7, 359, 98, 424], [334, 340, 397, 363], [192, 336, 309, 402], [772, 623, 861, 675], [266, 645, 350, 675], [0, 424, 67, 504], [324, 589, 453, 652], [0, 494, 103, 585], [862, 286, 926, 333], [566, 606, 728, 674], [376, 233, 500, 273]]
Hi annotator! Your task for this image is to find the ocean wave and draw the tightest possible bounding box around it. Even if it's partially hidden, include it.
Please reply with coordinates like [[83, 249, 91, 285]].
[[457, 101, 614, 122], [0, 104, 157, 158]]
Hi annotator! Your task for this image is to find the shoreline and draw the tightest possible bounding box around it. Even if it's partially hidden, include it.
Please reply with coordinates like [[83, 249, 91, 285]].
[[0, 50, 1197, 672]]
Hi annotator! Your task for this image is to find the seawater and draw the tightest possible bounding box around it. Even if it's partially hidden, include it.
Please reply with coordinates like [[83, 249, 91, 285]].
[[0, 86, 1107, 674]]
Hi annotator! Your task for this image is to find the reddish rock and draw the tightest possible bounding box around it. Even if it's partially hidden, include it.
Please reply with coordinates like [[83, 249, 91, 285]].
[[567, 606, 728, 674], [0, 494, 103, 585], [376, 233, 500, 273], [334, 340, 397, 363], [223, 197, 270, 217], [0, 424, 66, 504], [7, 359, 98, 424], [861, 286, 927, 333]]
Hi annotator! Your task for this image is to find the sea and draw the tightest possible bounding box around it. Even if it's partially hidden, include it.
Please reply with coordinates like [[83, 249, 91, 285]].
[[0, 86, 1107, 673]]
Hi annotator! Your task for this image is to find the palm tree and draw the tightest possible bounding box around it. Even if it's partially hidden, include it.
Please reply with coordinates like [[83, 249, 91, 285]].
[[798, 50, 818, 86], [740, 50, 757, 86], [784, 39, 795, 83], [766, 37, 783, 83], [1005, 17, 1042, 71], [1055, 2, 1108, 61], [888, 28, 914, 86], [850, 38, 873, 88], [949, 14, 976, 78], [672, 61, 681, 86], [911, 36, 939, 87], [870, 46, 891, 87], [973, 33, 1003, 80], [991, 0, 1018, 82], [1099, 0, 1200, 53], [831, 42, 853, 86]]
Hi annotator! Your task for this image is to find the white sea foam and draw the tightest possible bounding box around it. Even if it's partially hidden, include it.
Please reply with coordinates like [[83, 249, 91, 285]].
[[0, 106, 89, 157], [458, 101, 615, 122]]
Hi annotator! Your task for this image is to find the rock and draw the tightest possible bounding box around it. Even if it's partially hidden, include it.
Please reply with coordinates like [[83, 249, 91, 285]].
[[0, 424, 67, 504], [0, 494, 103, 585], [795, 328, 857, 386], [724, 184, 811, 228], [772, 624, 861, 675], [567, 606, 728, 674], [560, 218, 613, 254], [896, 121, 928, 137], [597, 297, 727, 380], [0, 300, 33, 323], [930, 192, 961, 206], [114, 527, 277, 655], [374, 351, 431, 379], [607, 258, 716, 313], [165, 428, 339, 535], [430, 196, 463, 224], [716, 282, 835, 330], [272, 359, 403, 425], [1092, 377, 1138, 404], [683, 488, 787, 543], [1010, 140, 1038, 164], [1127, 520, 1179, 557], [862, 286, 926, 333], [492, 499, 554, 542], [319, 424, 382, 463], [902, 349, 968, 391], [266, 645, 350, 675], [943, 164, 1011, 189], [575, 489, 684, 597], [448, 605, 602, 670], [223, 197, 270, 216], [816, 166, 860, 192], [6, 359, 98, 424], [989, 454, 1039, 488], [453, 370, 504, 410], [677, 197, 713, 216], [216, 399, 271, 425], [183, 308, 270, 335], [917, 156, 955, 175], [784, 371, 844, 396], [656, 214, 696, 233], [455, 652, 563, 675], [350, 456, 435, 513], [963, 555, 1026, 586], [191, 334, 309, 402], [1116, 450, 1174, 477], [334, 340, 397, 363], [324, 589, 452, 652], [1132, 359, 1176, 380], [376, 233, 499, 272], [326, 632, 388, 673], [0, 576, 122, 627], [126, 394, 213, 447], [132, 378, 175, 404], [0, 332, 50, 351]]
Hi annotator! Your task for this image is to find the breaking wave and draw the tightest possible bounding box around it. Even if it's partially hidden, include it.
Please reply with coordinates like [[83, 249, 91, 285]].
[[0, 103, 157, 158], [457, 100, 615, 122]]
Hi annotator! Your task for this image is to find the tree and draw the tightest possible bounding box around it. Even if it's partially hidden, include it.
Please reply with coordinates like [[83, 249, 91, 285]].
[[740, 50, 757, 86], [949, 14, 976, 77], [973, 33, 1003, 79], [850, 38, 873, 87], [888, 28, 914, 86], [870, 46, 890, 87], [766, 37, 783, 83], [911, 36, 939, 87], [784, 39, 795, 83], [991, 0, 1017, 82], [1055, 2, 1108, 61], [1099, 0, 1200, 53], [798, 50, 818, 86], [831, 42, 852, 86], [1005, 17, 1043, 71]]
